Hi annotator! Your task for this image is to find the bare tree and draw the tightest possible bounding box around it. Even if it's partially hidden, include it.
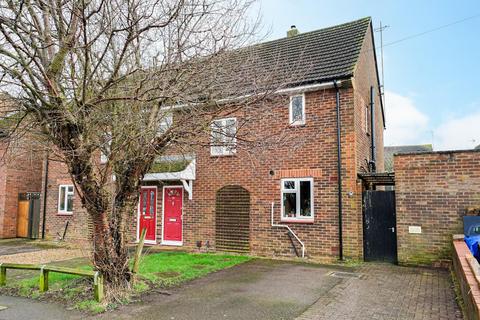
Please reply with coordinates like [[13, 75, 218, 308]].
[[0, 0, 278, 295]]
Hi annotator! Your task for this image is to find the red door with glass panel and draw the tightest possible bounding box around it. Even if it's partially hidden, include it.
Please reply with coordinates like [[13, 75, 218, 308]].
[[139, 187, 157, 242], [163, 187, 183, 243]]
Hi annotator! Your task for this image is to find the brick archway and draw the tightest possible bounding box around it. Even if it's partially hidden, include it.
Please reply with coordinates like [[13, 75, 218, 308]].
[[215, 185, 250, 253]]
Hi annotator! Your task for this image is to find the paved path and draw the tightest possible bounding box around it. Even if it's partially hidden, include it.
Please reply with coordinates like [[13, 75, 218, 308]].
[[0, 238, 87, 264], [296, 263, 462, 320], [0, 295, 83, 320], [0, 239, 41, 256]]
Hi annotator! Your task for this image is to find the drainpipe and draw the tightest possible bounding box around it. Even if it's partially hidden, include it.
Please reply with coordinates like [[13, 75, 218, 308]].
[[370, 86, 376, 172], [41, 152, 49, 239], [334, 80, 343, 261]]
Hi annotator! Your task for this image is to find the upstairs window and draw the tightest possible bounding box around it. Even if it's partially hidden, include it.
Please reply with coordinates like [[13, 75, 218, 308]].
[[58, 185, 74, 214], [158, 113, 173, 135], [100, 132, 111, 164], [364, 105, 370, 134], [289, 94, 305, 126], [281, 178, 313, 221], [211, 118, 237, 156]]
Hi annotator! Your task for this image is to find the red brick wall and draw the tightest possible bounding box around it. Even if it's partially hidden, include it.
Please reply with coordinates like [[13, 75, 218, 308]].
[[41, 158, 90, 242], [395, 150, 480, 265], [43, 88, 360, 261], [452, 237, 480, 320], [0, 137, 43, 238]]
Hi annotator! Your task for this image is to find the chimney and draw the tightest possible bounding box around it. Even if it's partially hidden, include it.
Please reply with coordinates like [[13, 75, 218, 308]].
[[287, 25, 299, 38]]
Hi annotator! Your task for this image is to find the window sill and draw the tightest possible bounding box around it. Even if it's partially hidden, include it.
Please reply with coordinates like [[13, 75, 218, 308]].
[[289, 123, 306, 128], [210, 153, 236, 158], [57, 212, 73, 216], [280, 219, 314, 224]]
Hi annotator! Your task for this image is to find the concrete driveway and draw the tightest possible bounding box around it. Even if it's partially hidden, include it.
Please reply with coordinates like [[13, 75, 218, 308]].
[[92, 259, 342, 320], [90, 259, 462, 320], [0, 259, 462, 320]]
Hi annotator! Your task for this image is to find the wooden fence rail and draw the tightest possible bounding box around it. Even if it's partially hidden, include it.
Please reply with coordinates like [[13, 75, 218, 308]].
[[0, 263, 103, 302]]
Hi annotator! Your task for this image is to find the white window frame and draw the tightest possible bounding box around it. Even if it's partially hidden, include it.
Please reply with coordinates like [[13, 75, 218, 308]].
[[157, 113, 173, 135], [280, 177, 314, 222], [210, 117, 237, 156], [289, 94, 306, 126], [364, 105, 370, 134], [100, 132, 112, 164], [58, 185, 74, 215]]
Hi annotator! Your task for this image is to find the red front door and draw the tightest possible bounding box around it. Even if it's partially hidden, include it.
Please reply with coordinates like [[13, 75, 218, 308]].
[[139, 187, 157, 242], [163, 187, 183, 243]]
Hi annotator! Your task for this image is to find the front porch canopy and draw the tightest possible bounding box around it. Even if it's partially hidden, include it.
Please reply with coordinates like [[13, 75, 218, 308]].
[[143, 155, 196, 199]]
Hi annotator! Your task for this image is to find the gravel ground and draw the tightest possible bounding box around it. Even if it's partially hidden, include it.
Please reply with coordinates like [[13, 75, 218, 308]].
[[0, 248, 89, 264]]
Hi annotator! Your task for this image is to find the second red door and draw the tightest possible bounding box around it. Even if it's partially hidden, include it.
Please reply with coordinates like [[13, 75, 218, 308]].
[[163, 187, 183, 243]]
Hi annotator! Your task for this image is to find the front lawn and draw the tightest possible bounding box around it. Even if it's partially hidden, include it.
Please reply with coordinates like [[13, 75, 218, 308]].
[[0, 252, 251, 313]]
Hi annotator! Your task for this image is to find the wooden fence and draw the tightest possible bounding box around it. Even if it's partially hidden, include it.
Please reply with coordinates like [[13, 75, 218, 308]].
[[0, 263, 103, 302]]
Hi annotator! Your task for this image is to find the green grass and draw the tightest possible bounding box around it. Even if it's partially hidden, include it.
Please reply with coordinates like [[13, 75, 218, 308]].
[[1, 252, 251, 313], [136, 252, 251, 286]]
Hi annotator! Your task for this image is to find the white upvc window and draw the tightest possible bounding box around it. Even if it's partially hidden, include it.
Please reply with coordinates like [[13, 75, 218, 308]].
[[100, 132, 112, 164], [289, 94, 305, 126], [157, 113, 173, 135], [210, 117, 237, 156], [58, 185, 74, 214], [281, 178, 314, 221]]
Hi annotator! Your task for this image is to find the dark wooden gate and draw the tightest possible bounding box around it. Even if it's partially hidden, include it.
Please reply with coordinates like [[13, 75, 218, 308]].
[[215, 185, 250, 253], [363, 190, 397, 263]]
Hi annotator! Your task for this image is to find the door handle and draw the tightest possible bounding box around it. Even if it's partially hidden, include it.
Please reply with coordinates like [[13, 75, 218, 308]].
[[388, 227, 395, 232]]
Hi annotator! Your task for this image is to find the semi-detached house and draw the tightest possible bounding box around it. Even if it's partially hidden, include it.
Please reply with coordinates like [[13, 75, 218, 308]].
[[8, 17, 387, 262]]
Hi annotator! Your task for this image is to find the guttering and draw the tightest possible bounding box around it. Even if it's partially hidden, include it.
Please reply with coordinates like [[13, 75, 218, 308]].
[[271, 202, 305, 258], [275, 81, 341, 95], [334, 80, 343, 261], [161, 81, 344, 111], [41, 152, 49, 239]]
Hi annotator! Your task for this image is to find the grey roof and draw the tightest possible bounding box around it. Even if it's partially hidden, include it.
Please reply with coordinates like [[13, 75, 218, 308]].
[[475, 144, 480, 150], [384, 145, 433, 172], [217, 17, 372, 95]]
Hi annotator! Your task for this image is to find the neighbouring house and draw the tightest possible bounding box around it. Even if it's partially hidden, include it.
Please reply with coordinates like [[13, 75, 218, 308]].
[[384, 144, 433, 172], [39, 17, 386, 262], [0, 142, 43, 239], [0, 100, 44, 239]]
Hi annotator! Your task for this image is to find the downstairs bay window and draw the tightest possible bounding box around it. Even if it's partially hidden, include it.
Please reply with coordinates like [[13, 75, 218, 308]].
[[281, 178, 314, 222]]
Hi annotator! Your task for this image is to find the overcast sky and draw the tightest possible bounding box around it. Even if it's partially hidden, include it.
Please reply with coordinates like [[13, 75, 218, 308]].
[[257, 0, 480, 150]]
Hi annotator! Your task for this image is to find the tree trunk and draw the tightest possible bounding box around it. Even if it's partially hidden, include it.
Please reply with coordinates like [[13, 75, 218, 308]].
[[91, 212, 131, 291]]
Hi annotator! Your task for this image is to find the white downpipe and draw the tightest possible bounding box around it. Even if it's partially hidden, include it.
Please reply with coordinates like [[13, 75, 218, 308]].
[[270, 202, 305, 258]]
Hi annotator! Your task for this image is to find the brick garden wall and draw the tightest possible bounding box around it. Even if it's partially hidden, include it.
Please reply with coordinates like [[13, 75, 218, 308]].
[[453, 236, 480, 320], [395, 150, 480, 265]]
